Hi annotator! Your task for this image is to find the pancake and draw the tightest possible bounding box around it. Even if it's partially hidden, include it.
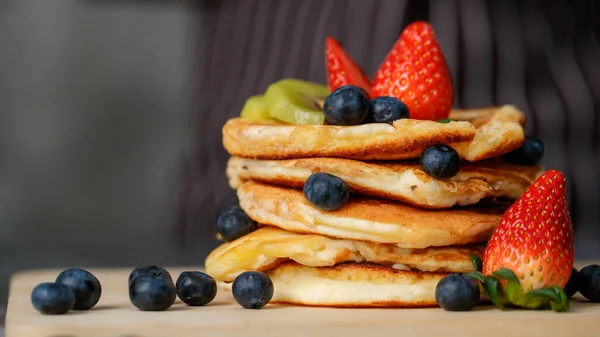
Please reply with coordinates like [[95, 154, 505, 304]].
[[222, 105, 525, 162], [218, 261, 481, 308], [237, 181, 506, 248], [227, 156, 543, 209], [205, 226, 484, 282]]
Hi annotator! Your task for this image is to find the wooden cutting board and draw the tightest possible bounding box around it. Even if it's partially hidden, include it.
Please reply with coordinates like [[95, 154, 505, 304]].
[[6, 262, 600, 337]]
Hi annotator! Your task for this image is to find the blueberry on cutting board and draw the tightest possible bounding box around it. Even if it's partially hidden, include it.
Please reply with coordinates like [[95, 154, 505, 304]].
[[435, 273, 480, 311], [55, 268, 102, 310], [129, 267, 176, 311], [232, 271, 274, 309], [176, 271, 217, 306], [31, 283, 76, 315], [578, 264, 600, 302]]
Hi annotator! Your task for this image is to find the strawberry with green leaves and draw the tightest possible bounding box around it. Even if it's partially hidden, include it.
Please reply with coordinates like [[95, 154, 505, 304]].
[[371, 21, 453, 121], [325, 37, 372, 95], [468, 170, 575, 312]]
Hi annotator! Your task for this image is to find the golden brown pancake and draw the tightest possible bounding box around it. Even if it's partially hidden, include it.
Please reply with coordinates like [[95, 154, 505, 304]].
[[227, 156, 543, 209], [237, 181, 506, 248], [222, 105, 525, 162], [217, 261, 483, 308], [205, 226, 484, 282]]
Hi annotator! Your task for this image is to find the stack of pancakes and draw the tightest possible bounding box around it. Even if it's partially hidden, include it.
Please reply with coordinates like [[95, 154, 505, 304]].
[[205, 105, 543, 307]]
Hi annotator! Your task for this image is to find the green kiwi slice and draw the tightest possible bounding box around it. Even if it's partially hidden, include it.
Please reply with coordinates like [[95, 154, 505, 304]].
[[264, 79, 330, 125]]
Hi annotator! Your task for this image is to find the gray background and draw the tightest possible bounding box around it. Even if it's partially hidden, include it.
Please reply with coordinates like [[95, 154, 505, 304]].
[[0, 0, 204, 324]]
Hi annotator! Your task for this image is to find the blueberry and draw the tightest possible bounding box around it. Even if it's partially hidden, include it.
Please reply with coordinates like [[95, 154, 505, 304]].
[[502, 137, 545, 165], [175, 271, 217, 306], [368, 96, 409, 124], [232, 271, 274, 309], [578, 264, 600, 302], [419, 144, 461, 179], [435, 273, 480, 311], [303, 172, 350, 211], [217, 205, 258, 242], [323, 85, 371, 126], [31, 283, 75, 315], [128, 266, 172, 287], [55, 268, 102, 310], [563, 267, 580, 298], [129, 273, 176, 311]]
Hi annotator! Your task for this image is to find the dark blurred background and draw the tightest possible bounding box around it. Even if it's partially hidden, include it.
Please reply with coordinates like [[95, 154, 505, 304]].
[[0, 0, 599, 328]]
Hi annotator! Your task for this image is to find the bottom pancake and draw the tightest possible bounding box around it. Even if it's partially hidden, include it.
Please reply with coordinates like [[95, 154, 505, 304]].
[[219, 262, 484, 308]]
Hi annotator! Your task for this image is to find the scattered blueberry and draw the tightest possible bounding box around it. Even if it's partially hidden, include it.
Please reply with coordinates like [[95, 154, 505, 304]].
[[176, 271, 217, 306], [55, 268, 102, 310], [564, 267, 580, 298], [435, 273, 480, 311], [128, 266, 172, 287], [129, 272, 177, 311], [232, 271, 274, 309], [502, 137, 545, 165], [578, 264, 600, 302], [31, 283, 76, 315], [303, 172, 350, 211], [368, 96, 409, 124], [323, 85, 371, 126], [217, 205, 258, 242], [419, 144, 461, 179]]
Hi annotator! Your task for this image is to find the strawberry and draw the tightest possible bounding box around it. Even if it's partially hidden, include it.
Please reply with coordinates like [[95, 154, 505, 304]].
[[371, 21, 453, 121], [325, 36, 372, 95], [467, 170, 575, 312]]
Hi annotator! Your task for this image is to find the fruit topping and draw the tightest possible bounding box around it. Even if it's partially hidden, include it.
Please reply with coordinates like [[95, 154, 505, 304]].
[[578, 264, 600, 302], [371, 21, 454, 121], [55, 268, 102, 310], [129, 267, 176, 311], [435, 273, 480, 311], [264, 79, 330, 125], [467, 170, 574, 312], [129, 266, 172, 287], [240, 95, 273, 122], [175, 271, 217, 306], [31, 283, 76, 315], [303, 172, 350, 211], [217, 205, 258, 242], [232, 271, 274, 309], [325, 36, 372, 94], [419, 145, 461, 179], [368, 96, 409, 124], [563, 267, 579, 298], [502, 137, 545, 165], [323, 85, 371, 126]]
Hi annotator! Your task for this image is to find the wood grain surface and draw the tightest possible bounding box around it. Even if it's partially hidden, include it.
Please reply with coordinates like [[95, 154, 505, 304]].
[[6, 262, 600, 337]]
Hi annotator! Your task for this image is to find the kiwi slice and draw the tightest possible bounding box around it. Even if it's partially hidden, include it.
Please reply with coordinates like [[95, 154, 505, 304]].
[[264, 79, 330, 125], [240, 95, 273, 121]]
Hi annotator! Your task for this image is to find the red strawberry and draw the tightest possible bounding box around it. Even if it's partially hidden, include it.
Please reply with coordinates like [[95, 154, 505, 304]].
[[371, 21, 453, 121], [467, 170, 574, 312], [325, 36, 372, 95]]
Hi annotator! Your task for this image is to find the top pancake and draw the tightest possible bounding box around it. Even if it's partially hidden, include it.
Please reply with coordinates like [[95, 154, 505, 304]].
[[222, 105, 525, 162]]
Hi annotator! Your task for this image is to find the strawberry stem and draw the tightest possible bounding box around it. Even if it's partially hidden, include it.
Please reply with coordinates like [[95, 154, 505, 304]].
[[464, 268, 570, 312], [469, 253, 483, 272]]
